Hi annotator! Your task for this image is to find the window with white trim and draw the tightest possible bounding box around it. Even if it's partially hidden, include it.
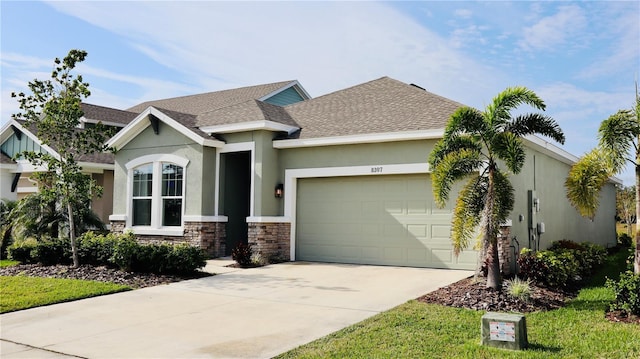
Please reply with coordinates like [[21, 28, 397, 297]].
[[127, 155, 187, 229]]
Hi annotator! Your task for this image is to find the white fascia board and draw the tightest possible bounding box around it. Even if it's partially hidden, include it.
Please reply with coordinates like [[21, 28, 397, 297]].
[[200, 120, 300, 135], [523, 134, 578, 165], [106, 107, 225, 150], [273, 129, 445, 149], [2, 120, 61, 161], [259, 80, 311, 101], [14, 160, 48, 173]]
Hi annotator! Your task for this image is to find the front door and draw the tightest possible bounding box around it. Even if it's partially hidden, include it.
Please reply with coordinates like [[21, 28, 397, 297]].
[[222, 151, 251, 255]]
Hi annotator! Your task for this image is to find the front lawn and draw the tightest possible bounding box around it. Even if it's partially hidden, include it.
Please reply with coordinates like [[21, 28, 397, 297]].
[[277, 252, 640, 359], [0, 276, 130, 313]]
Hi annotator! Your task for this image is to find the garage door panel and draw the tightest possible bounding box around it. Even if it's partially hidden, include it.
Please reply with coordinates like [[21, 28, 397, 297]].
[[296, 175, 476, 269]]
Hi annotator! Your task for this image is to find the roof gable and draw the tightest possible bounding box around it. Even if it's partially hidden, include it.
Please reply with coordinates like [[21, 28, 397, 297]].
[[106, 107, 225, 150], [80, 103, 138, 127]]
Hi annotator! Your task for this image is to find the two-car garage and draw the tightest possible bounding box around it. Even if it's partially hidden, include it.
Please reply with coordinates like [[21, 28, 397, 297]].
[[294, 173, 478, 270]]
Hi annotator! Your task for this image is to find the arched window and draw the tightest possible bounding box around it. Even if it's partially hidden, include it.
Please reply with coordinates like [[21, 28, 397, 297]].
[[127, 155, 188, 230]]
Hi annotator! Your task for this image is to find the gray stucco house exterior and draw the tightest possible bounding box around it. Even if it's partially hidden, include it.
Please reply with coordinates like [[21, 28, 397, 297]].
[[100, 76, 617, 271]]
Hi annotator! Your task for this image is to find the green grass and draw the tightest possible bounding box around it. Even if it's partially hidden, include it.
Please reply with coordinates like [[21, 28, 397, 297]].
[[277, 251, 640, 359], [0, 259, 20, 267], [0, 276, 131, 313]]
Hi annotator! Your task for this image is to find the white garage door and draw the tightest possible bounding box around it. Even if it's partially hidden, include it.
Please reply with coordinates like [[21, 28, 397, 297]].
[[295, 174, 477, 270]]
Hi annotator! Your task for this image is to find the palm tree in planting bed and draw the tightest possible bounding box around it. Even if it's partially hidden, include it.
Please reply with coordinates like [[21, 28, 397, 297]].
[[429, 87, 565, 289]]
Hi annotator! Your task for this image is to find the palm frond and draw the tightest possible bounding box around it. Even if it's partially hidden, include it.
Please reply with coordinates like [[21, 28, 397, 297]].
[[491, 132, 526, 174], [444, 107, 486, 137], [598, 109, 638, 172], [486, 86, 546, 127], [493, 170, 515, 222], [506, 113, 566, 144], [451, 175, 485, 256], [565, 149, 611, 219], [428, 134, 482, 169], [431, 148, 482, 207]]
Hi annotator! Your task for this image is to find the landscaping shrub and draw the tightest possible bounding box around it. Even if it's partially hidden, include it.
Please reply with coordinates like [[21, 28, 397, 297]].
[[111, 236, 206, 274], [7, 237, 38, 263], [164, 244, 207, 274], [517, 241, 606, 288], [617, 233, 633, 248], [231, 242, 253, 267], [77, 231, 125, 266], [33, 237, 71, 265], [606, 271, 640, 316]]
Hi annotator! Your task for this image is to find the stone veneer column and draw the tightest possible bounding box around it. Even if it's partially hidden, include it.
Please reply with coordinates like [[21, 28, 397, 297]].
[[183, 221, 226, 257], [110, 220, 126, 234], [497, 225, 512, 276], [247, 222, 291, 263]]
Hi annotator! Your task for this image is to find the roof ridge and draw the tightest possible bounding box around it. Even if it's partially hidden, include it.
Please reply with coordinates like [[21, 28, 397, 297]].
[[128, 80, 295, 110]]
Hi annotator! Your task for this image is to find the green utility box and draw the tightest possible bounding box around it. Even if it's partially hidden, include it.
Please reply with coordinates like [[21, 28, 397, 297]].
[[481, 312, 528, 350]]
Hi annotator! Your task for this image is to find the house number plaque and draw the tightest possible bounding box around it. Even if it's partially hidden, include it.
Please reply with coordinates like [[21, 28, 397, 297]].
[[370, 166, 383, 173]]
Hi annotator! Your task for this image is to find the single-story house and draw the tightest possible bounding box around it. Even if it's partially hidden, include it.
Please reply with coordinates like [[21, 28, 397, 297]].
[[0, 104, 138, 223], [103, 76, 617, 271]]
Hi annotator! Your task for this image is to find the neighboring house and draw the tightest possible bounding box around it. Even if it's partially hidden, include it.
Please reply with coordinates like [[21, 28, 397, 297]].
[[0, 103, 138, 223], [106, 77, 617, 271]]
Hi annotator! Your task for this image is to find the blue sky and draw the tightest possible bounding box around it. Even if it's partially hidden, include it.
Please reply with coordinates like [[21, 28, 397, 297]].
[[1, 1, 638, 185]]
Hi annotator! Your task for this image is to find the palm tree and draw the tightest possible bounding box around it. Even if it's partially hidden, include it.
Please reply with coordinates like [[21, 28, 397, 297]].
[[566, 90, 640, 274], [429, 87, 565, 289]]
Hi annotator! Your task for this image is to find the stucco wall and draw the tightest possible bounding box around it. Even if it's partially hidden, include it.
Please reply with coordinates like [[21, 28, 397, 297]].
[[508, 146, 617, 250], [0, 168, 17, 202], [278, 139, 617, 250], [90, 171, 114, 223], [112, 123, 209, 217]]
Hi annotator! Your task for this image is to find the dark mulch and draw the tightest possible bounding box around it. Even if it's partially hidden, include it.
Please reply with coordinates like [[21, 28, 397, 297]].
[[418, 275, 639, 324], [418, 276, 574, 313], [0, 264, 211, 289]]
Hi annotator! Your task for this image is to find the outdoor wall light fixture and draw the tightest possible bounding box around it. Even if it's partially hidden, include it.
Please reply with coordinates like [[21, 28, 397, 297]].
[[275, 184, 284, 198]]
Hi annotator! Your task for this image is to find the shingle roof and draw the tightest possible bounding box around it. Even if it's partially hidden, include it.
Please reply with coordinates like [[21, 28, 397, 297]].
[[196, 100, 300, 128], [0, 151, 15, 165], [127, 81, 294, 115], [285, 77, 464, 139], [81, 103, 138, 125]]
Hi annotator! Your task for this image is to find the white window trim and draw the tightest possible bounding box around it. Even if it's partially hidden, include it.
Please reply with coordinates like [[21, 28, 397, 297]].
[[284, 162, 430, 260], [125, 154, 189, 235], [214, 142, 255, 217]]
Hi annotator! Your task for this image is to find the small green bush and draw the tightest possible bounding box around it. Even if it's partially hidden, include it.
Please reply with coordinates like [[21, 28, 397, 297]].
[[606, 271, 640, 316], [231, 243, 253, 267], [7, 238, 38, 263], [617, 233, 633, 248], [33, 237, 71, 265], [517, 241, 606, 288], [110, 235, 140, 272], [77, 231, 124, 266]]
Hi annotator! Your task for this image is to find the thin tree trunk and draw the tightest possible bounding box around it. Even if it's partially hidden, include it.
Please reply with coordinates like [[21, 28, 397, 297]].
[[634, 151, 639, 275], [68, 201, 79, 268], [485, 167, 502, 289]]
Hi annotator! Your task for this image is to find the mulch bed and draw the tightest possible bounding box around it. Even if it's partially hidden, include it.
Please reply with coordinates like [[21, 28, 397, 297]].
[[0, 264, 211, 289], [418, 275, 639, 324]]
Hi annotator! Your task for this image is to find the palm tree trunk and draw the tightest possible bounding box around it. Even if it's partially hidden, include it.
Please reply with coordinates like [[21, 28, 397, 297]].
[[485, 167, 502, 289], [634, 151, 639, 275], [68, 201, 79, 268]]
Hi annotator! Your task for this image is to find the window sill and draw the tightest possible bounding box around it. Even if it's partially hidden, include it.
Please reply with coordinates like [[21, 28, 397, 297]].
[[129, 227, 184, 237]]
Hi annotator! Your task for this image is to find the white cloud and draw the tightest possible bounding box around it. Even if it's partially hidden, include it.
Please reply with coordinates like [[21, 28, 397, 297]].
[[44, 1, 505, 108], [519, 5, 587, 51], [454, 9, 472, 19], [578, 6, 640, 80]]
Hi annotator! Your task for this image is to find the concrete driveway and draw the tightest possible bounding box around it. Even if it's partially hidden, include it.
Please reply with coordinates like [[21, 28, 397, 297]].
[[1, 261, 472, 359]]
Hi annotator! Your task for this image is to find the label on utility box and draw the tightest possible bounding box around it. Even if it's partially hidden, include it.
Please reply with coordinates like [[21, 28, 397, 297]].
[[489, 321, 516, 342]]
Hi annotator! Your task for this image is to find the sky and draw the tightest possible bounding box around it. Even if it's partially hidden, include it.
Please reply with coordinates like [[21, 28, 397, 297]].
[[1, 0, 638, 185]]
